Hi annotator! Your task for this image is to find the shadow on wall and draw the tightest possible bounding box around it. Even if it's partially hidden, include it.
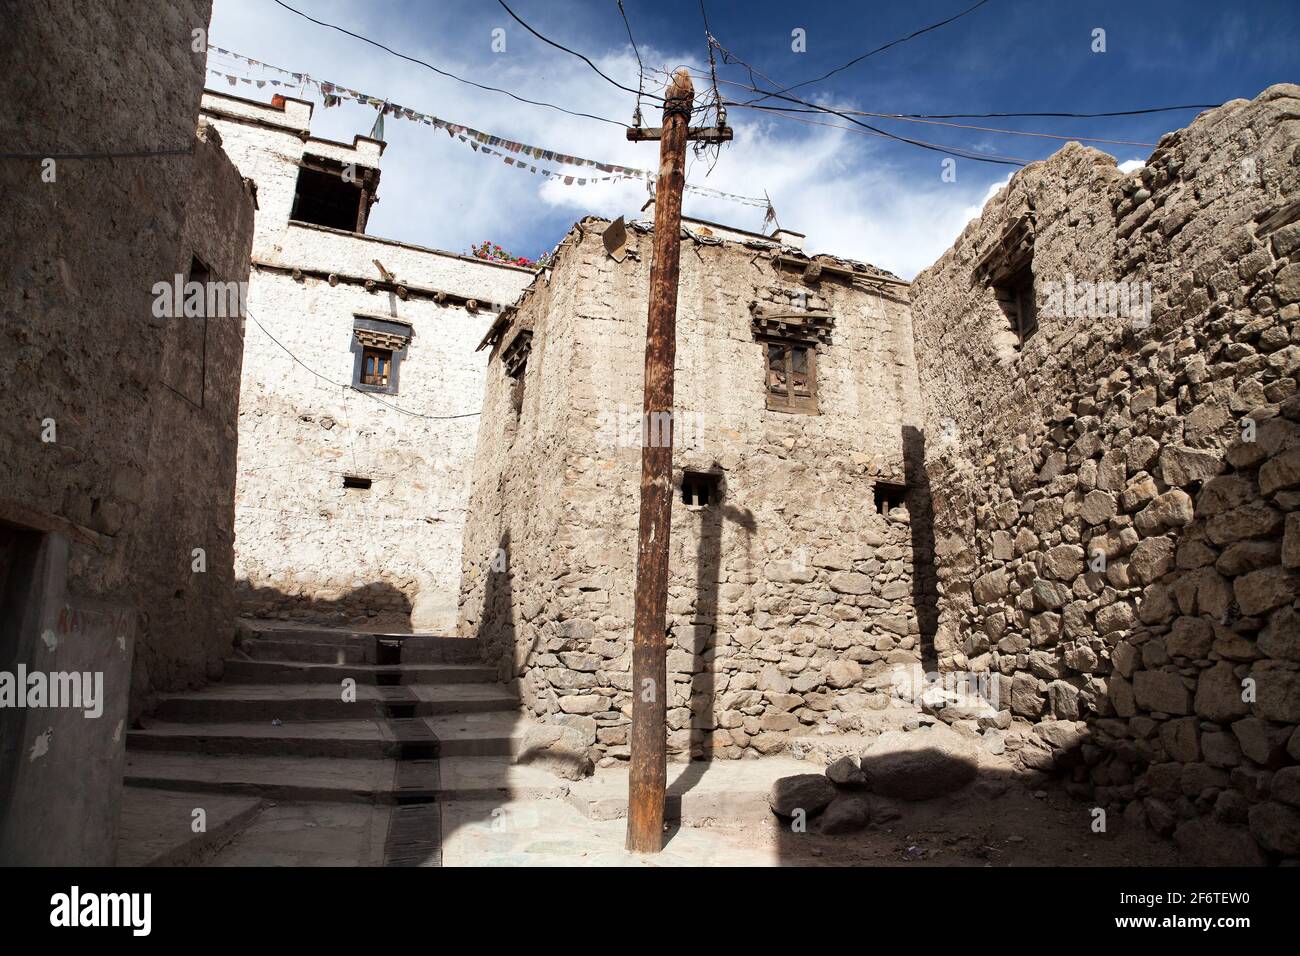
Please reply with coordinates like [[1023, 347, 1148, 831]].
[[903, 425, 940, 671], [674, 473, 756, 802], [234, 579, 414, 632]]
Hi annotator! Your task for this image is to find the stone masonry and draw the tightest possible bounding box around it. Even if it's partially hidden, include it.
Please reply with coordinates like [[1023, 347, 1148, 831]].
[[0, 0, 255, 862], [199, 91, 535, 632], [459, 216, 932, 763], [1, 0, 256, 715], [909, 84, 1300, 863]]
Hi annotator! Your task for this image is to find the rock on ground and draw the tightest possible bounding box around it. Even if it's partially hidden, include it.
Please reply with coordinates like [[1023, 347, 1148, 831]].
[[517, 724, 594, 781], [769, 774, 837, 819], [861, 725, 980, 800]]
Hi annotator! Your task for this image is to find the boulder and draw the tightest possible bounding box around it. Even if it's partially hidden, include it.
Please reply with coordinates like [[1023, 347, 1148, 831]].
[[517, 724, 594, 781], [769, 774, 837, 818], [819, 793, 871, 834], [860, 725, 979, 800], [826, 755, 868, 788]]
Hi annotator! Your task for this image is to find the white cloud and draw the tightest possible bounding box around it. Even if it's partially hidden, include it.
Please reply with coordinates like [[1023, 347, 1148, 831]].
[[208, 0, 1036, 279]]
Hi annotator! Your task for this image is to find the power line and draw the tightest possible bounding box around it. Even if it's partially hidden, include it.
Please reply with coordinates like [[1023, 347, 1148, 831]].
[[269, 0, 628, 127], [246, 309, 483, 421], [210, 49, 770, 207], [678, 51, 1029, 166], [617, 0, 647, 125], [495, 0, 659, 101], [741, 0, 993, 106], [894, 105, 1222, 119], [729, 101, 1158, 148], [698, 0, 722, 122], [725, 100, 1030, 164]]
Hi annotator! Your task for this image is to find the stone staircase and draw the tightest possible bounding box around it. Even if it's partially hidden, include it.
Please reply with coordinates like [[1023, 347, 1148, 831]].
[[118, 622, 560, 866]]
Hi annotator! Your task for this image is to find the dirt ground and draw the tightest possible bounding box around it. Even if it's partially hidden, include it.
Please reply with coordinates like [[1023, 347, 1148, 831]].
[[681, 778, 1187, 867]]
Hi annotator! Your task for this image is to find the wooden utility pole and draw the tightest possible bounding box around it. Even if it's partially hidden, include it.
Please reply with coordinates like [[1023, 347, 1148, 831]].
[[623, 69, 731, 854]]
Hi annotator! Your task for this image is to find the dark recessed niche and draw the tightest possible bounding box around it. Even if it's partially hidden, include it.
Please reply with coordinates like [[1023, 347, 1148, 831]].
[[343, 475, 372, 490], [682, 471, 722, 507]]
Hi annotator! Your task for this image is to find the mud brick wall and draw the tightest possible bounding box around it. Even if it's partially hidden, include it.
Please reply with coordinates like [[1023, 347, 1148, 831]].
[[909, 85, 1300, 863], [460, 218, 931, 763], [0, 0, 256, 715]]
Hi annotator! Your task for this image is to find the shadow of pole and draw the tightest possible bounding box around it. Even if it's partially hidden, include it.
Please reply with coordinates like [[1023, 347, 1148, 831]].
[[903, 425, 939, 673]]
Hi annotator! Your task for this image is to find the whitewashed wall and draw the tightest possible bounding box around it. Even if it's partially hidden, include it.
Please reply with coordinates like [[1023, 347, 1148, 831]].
[[201, 89, 535, 631]]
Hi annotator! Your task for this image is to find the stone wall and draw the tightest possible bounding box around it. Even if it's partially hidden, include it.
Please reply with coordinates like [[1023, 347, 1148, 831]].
[[909, 85, 1300, 863], [0, 0, 256, 715], [200, 93, 536, 631], [460, 217, 931, 763]]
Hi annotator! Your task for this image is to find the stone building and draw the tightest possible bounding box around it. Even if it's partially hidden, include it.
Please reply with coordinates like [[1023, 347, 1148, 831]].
[[198, 91, 536, 632], [458, 216, 931, 761], [909, 84, 1300, 862], [0, 0, 255, 863]]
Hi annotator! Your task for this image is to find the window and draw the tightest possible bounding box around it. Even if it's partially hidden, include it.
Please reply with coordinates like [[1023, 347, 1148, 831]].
[[874, 482, 907, 515], [351, 317, 410, 395], [342, 475, 372, 490], [994, 264, 1038, 347], [290, 156, 378, 233], [682, 471, 721, 507], [765, 341, 817, 413], [361, 347, 391, 387]]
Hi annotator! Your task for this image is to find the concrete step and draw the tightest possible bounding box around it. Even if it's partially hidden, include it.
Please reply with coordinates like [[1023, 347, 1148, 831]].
[[222, 658, 497, 685], [236, 623, 482, 665], [151, 682, 516, 722], [128, 711, 531, 760], [240, 639, 368, 664], [116, 787, 267, 866], [123, 752, 569, 804]]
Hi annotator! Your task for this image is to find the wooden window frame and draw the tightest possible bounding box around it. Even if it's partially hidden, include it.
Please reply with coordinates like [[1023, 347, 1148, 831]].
[[994, 264, 1038, 348], [763, 338, 819, 414], [360, 346, 392, 387]]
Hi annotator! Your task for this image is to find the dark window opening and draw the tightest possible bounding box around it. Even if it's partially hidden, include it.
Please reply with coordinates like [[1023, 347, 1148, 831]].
[[291, 165, 365, 231], [764, 340, 818, 414], [682, 471, 721, 507], [994, 265, 1038, 347], [343, 475, 372, 490], [874, 482, 907, 515], [361, 347, 392, 387]]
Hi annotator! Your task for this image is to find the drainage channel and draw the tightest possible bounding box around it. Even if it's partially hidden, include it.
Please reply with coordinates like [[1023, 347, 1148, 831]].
[[375, 636, 444, 867]]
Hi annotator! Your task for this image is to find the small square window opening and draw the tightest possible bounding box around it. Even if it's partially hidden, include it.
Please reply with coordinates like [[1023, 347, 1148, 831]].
[[343, 475, 372, 490], [874, 482, 907, 514], [681, 471, 721, 507]]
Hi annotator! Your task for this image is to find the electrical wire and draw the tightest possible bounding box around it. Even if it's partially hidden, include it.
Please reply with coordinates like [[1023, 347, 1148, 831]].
[[729, 101, 1158, 148], [617, 0, 647, 125], [741, 0, 993, 106], [269, 0, 629, 127], [495, 0, 659, 101], [246, 308, 483, 421]]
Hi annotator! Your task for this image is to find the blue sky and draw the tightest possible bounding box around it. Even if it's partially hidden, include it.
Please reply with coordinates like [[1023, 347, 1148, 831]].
[[209, 0, 1300, 277]]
